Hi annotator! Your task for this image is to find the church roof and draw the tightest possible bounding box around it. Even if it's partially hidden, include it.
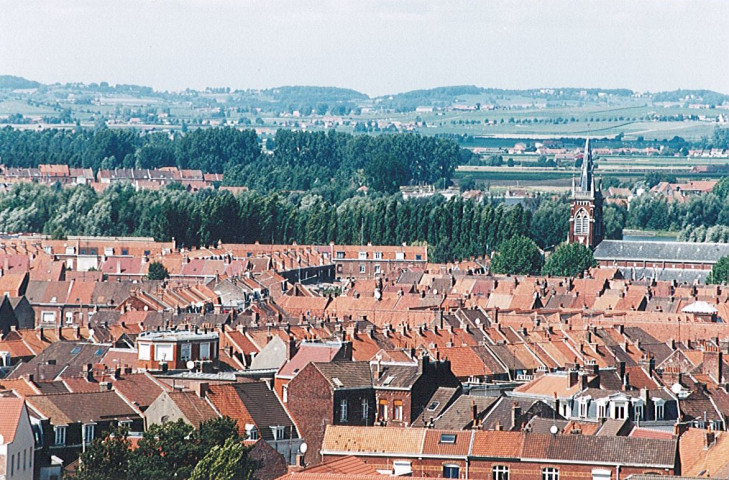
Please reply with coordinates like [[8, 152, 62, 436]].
[[595, 240, 729, 264]]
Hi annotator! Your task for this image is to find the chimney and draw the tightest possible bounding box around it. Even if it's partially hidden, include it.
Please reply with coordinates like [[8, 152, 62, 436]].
[[58, 326, 63, 340], [114, 367, 122, 380], [617, 360, 626, 380], [568, 370, 579, 388], [622, 372, 630, 391], [38, 327, 45, 341], [84, 363, 94, 382], [99, 381, 112, 392], [511, 402, 521, 429], [196, 382, 209, 398], [471, 401, 479, 428], [703, 347, 723, 383]]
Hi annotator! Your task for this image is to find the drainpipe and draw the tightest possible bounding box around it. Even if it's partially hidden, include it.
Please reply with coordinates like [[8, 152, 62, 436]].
[[616, 464, 621, 480], [466, 457, 470, 479]]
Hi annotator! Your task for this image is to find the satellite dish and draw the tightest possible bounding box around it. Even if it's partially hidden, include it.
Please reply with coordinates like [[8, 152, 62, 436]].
[[299, 442, 308, 454], [186, 360, 195, 370], [550, 425, 559, 435]]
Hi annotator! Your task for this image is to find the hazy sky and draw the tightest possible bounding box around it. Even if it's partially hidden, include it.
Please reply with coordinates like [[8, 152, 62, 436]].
[[1, 0, 727, 96]]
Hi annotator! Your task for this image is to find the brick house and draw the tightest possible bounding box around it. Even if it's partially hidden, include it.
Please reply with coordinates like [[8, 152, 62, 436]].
[[136, 330, 219, 371], [285, 361, 375, 465], [320, 426, 679, 479]]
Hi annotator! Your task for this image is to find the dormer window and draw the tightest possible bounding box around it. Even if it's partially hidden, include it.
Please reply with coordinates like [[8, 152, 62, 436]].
[[358, 251, 367, 260], [373, 252, 382, 260], [245, 424, 258, 440], [654, 399, 665, 420]]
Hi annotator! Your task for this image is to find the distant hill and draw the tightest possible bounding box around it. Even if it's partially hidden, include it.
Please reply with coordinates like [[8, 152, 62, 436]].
[[652, 89, 729, 106], [0, 75, 41, 90]]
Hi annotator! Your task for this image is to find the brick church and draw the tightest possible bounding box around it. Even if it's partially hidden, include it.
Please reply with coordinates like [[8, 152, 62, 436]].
[[569, 138, 604, 248]]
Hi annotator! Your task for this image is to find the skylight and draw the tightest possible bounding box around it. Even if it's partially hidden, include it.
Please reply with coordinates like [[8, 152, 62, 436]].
[[383, 375, 395, 386], [440, 433, 457, 444], [332, 377, 343, 387], [427, 401, 440, 411], [70, 347, 81, 354]]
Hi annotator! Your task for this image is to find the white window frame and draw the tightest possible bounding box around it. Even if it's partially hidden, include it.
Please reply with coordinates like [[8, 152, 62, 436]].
[[245, 424, 258, 440], [597, 401, 608, 419], [139, 343, 151, 361], [373, 251, 383, 260], [542, 467, 559, 480], [283, 384, 288, 403], [655, 400, 665, 420], [359, 264, 366, 273], [54, 425, 67, 446], [358, 251, 367, 260], [340, 399, 348, 422], [393, 460, 412, 476], [633, 402, 643, 421], [443, 464, 460, 478], [83, 423, 96, 445], [154, 343, 173, 362], [180, 343, 192, 362], [493, 465, 510, 480], [200, 342, 211, 360], [361, 399, 369, 420], [393, 400, 403, 422], [578, 399, 589, 418]]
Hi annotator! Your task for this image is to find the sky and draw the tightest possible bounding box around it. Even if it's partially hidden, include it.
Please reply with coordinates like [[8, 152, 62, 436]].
[[0, 0, 727, 97]]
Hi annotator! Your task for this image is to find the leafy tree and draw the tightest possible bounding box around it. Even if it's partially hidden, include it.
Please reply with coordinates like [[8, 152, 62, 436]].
[[707, 256, 729, 284], [490, 235, 543, 275], [75, 427, 133, 480], [542, 242, 596, 277], [190, 437, 255, 480], [603, 204, 627, 239], [147, 261, 170, 280], [530, 200, 569, 249]]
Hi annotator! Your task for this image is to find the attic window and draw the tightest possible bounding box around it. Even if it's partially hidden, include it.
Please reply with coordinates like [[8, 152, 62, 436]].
[[383, 375, 395, 386], [440, 433, 457, 444], [332, 377, 344, 387], [95, 348, 105, 356], [427, 401, 440, 411], [71, 347, 81, 354]]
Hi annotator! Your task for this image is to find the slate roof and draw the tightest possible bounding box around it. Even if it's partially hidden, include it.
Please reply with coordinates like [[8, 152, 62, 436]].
[[372, 363, 421, 389], [411, 387, 460, 427], [314, 361, 372, 389], [26, 390, 140, 424], [521, 432, 677, 467], [8, 342, 110, 381], [595, 240, 729, 264], [207, 382, 296, 441], [432, 394, 499, 430]]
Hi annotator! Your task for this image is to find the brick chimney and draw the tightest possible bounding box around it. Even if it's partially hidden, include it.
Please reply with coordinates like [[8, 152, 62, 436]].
[[568, 370, 579, 388], [511, 402, 521, 429], [703, 346, 723, 383]]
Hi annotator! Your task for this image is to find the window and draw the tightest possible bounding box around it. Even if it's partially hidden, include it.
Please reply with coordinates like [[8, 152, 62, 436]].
[[613, 402, 627, 420], [597, 402, 608, 419], [180, 343, 192, 361], [579, 399, 589, 418], [245, 424, 258, 440], [415, 254, 422, 261], [65, 311, 73, 324], [54, 425, 66, 445], [542, 467, 559, 480], [283, 384, 288, 403], [358, 251, 367, 260], [634, 403, 643, 421], [11, 453, 14, 476], [655, 401, 665, 420], [119, 420, 133, 430], [378, 399, 388, 421], [359, 264, 366, 273], [493, 465, 510, 480], [374, 264, 381, 274], [340, 399, 348, 422], [154, 343, 173, 362], [393, 461, 412, 476], [592, 469, 611, 480], [41, 312, 56, 324], [200, 342, 211, 360], [443, 464, 460, 478], [336, 251, 345, 259], [361, 399, 369, 420], [393, 400, 403, 422], [139, 343, 151, 361], [83, 423, 95, 444], [373, 251, 382, 260], [439, 433, 457, 444], [271, 426, 285, 440], [428, 401, 440, 411], [395, 252, 405, 260], [574, 208, 589, 236]]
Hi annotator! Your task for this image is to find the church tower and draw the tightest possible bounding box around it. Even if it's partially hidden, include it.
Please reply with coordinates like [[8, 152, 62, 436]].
[[568, 138, 603, 248]]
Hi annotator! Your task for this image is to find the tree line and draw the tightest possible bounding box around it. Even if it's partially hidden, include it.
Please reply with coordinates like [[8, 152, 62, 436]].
[[0, 127, 460, 201]]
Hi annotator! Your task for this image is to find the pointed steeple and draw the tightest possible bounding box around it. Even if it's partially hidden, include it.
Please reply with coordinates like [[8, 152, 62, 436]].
[[579, 138, 592, 193]]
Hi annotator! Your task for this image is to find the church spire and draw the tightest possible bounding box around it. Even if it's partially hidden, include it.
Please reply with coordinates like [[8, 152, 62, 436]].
[[579, 138, 592, 193]]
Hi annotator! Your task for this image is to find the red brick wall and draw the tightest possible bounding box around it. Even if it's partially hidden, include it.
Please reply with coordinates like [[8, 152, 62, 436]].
[[286, 364, 334, 465]]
